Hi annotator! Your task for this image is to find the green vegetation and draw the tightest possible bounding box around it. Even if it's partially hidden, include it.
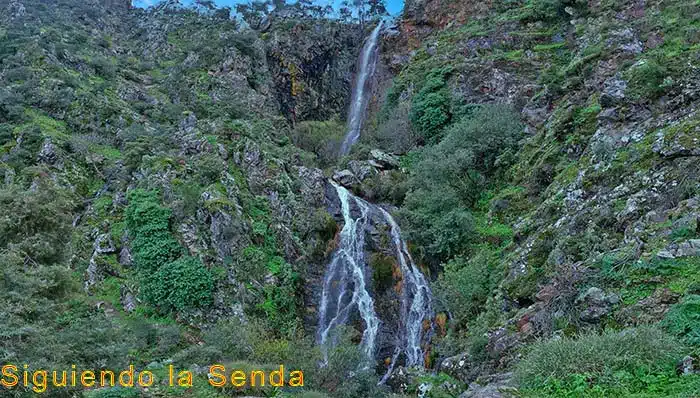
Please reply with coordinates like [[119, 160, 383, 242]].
[[125, 190, 183, 272], [2, 0, 700, 396], [516, 326, 700, 397], [401, 104, 523, 262], [409, 67, 453, 142], [143, 256, 214, 312], [663, 295, 700, 346]]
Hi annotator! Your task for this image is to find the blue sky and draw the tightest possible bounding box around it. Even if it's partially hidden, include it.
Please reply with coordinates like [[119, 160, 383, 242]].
[[133, 0, 405, 16]]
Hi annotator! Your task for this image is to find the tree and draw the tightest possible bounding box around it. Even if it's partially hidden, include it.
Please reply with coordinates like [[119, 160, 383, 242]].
[[339, 4, 353, 22], [235, 0, 271, 29], [400, 104, 523, 263], [367, 0, 387, 17], [271, 0, 286, 11], [342, 0, 387, 26], [194, 0, 216, 11]]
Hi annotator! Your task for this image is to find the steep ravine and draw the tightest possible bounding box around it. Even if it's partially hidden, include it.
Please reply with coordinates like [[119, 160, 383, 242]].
[[319, 23, 436, 383]]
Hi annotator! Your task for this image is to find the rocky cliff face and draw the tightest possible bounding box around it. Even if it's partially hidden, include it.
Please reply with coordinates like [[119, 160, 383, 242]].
[[366, 0, 700, 395], [0, 2, 359, 390], [265, 19, 362, 122]]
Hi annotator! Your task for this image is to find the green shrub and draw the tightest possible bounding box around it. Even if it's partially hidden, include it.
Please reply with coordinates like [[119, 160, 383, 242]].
[[257, 260, 302, 336], [291, 119, 345, 165], [125, 189, 183, 271], [516, 326, 685, 393], [663, 294, 700, 345], [410, 67, 452, 141], [401, 105, 523, 261], [401, 188, 476, 259], [625, 59, 671, 101], [142, 256, 214, 313], [204, 317, 258, 360], [434, 255, 494, 328], [370, 253, 395, 292], [0, 177, 75, 264]]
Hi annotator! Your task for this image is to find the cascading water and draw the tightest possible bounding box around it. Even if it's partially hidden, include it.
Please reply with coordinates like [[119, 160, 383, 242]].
[[319, 19, 435, 382], [339, 21, 384, 157], [379, 208, 434, 368], [318, 182, 380, 362], [317, 185, 435, 379]]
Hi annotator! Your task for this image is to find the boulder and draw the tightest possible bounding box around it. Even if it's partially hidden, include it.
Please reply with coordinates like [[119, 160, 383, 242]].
[[657, 239, 700, 259], [600, 75, 627, 108], [120, 285, 137, 313], [118, 246, 133, 267], [297, 166, 326, 207], [370, 149, 400, 169], [576, 287, 620, 323], [440, 353, 479, 384], [460, 373, 517, 398], [616, 288, 680, 326], [680, 356, 700, 375], [37, 138, 61, 167], [332, 169, 358, 188], [347, 160, 376, 181]]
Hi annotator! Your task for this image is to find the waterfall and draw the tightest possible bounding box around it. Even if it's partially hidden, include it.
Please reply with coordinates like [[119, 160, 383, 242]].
[[318, 182, 434, 380], [318, 181, 380, 362], [339, 21, 384, 157], [379, 208, 434, 367]]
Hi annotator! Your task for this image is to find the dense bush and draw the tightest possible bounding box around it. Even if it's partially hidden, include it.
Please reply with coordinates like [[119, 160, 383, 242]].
[[663, 294, 700, 345], [142, 256, 214, 313], [291, 119, 346, 165], [409, 67, 452, 142], [434, 254, 499, 328], [0, 177, 75, 264], [374, 101, 417, 154], [401, 188, 476, 259], [126, 189, 213, 314], [516, 326, 689, 395], [125, 189, 183, 272], [625, 58, 671, 101], [401, 104, 523, 261]]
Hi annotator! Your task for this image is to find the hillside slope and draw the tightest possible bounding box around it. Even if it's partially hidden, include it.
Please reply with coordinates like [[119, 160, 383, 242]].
[[353, 0, 700, 396]]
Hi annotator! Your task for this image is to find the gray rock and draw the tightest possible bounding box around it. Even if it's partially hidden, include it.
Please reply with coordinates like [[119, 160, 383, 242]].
[[118, 246, 133, 267], [179, 112, 197, 133], [332, 169, 358, 188], [597, 107, 620, 123], [607, 28, 643, 54], [8, 0, 26, 18], [347, 160, 376, 181], [653, 121, 700, 158], [217, 143, 228, 160], [440, 353, 479, 383], [680, 356, 699, 375], [121, 286, 137, 313], [370, 149, 400, 169], [297, 166, 326, 207], [4, 168, 15, 185], [601, 75, 627, 108], [658, 239, 700, 259], [85, 233, 117, 291], [576, 287, 620, 323], [37, 138, 61, 167], [460, 373, 516, 398]]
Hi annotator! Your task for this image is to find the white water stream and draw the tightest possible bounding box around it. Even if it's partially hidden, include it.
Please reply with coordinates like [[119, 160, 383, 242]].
[[319, 20, 434, 382], [339, 21, 384, 157]]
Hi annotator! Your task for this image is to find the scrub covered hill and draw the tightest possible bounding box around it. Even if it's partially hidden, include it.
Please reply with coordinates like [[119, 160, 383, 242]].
[[2, 0, 700, 397], [346, 0, 700, 396], [0, 1, 377, 397]]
